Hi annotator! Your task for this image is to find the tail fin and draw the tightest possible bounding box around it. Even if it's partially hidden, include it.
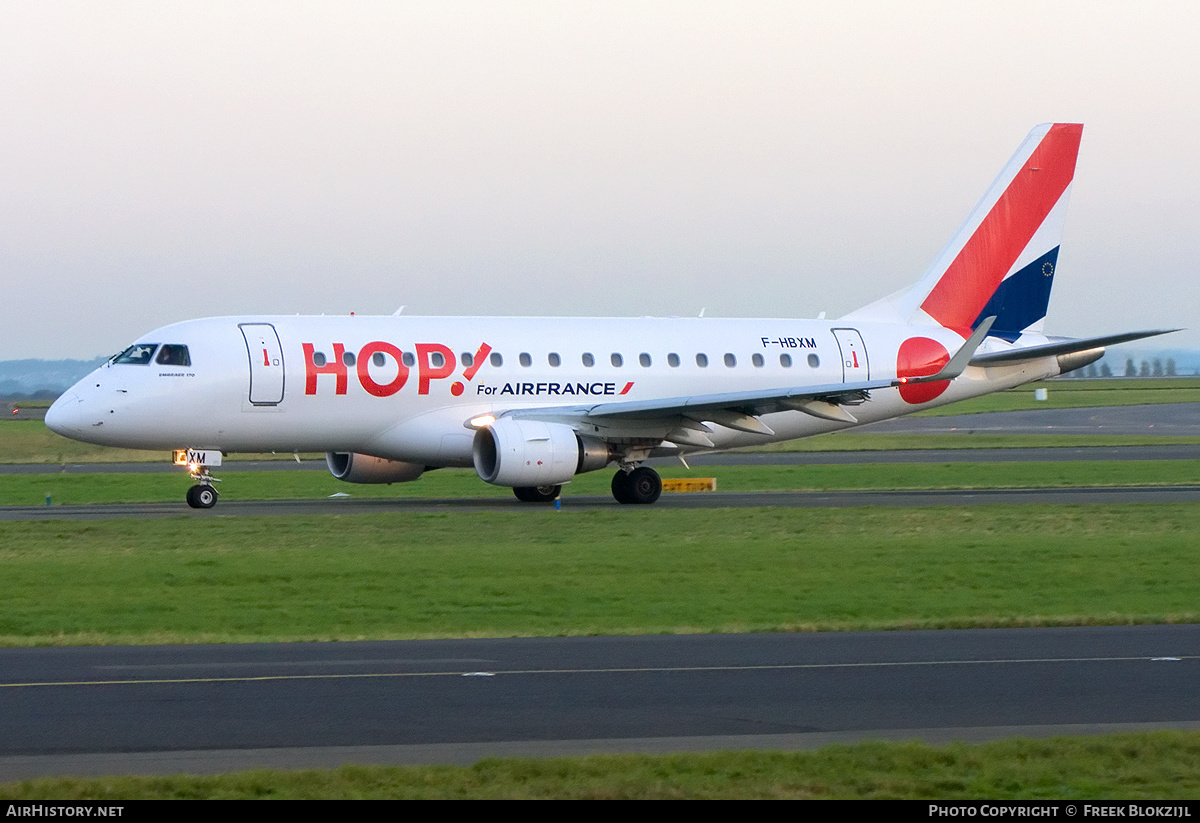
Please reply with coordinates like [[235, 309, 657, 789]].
[[844, 123, 1083, 340]]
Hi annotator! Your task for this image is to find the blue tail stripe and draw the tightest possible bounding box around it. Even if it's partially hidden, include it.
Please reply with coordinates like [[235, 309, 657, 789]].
[[973, 247, 1059, 342]]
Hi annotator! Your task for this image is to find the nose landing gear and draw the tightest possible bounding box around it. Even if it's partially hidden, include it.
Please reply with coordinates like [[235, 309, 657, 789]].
[[174, 449, 222, 509], [186, 481, 218, 509]]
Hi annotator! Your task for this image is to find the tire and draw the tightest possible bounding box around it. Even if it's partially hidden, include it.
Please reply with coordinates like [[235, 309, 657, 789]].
[[513, 485, 561, 503], [611, 470, 633, 504], [624, 467, 662, 505], [187, 484, 218, 509]]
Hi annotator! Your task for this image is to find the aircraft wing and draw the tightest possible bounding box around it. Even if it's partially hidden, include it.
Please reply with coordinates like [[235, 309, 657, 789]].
[[969, 329, 1178, 365], [509, 376, 900, 431]]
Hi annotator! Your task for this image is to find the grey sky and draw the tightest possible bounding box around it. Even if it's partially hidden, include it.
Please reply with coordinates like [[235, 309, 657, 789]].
[[1, 1, 1196, 359]]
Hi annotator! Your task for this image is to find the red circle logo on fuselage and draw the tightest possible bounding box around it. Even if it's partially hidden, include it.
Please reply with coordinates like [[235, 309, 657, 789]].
[[897, 337, 951, 404]]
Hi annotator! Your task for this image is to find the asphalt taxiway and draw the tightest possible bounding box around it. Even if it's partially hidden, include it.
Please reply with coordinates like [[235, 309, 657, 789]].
[[1, 626, 1197, 780]]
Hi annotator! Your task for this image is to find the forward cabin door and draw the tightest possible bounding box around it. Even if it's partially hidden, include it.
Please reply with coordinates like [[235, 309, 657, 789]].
[[240, 323, 285, 406], [831, 328, 869, 382]]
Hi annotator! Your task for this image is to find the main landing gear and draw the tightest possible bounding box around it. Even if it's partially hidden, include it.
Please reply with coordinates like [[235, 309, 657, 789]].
[[510, 467, 663, 505], [611, 466, 662, 505]]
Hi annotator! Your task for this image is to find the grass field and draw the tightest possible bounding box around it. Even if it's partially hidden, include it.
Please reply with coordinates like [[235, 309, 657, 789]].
[[4, 459, 1200, 506], [3, 732, 1199, 799], [1, 504, 1196, 645]]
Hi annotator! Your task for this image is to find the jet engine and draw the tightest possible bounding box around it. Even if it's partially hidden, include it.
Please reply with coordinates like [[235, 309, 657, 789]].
[[472, 418, 610, 487], [325, 452, 425, 484]]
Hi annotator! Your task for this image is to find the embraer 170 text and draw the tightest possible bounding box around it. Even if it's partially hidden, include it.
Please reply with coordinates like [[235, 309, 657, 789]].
[[46, 124, 1173, 508]]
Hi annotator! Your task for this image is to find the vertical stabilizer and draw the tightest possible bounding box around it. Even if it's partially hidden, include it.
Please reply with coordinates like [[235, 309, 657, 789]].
[[843, 124, 1083, 339]]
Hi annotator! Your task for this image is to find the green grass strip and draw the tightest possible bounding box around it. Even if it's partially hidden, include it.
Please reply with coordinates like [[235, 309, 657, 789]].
[[1, 505, 1197, 645], [5, 460, 1200, 506], [3, 732, 1199, 798]]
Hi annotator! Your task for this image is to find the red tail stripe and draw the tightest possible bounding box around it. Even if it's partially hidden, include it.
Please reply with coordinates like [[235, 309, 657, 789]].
[[920, 124, 1082, 333]]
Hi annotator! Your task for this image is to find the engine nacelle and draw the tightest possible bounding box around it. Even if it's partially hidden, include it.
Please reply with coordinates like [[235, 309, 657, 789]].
[[325, 452, 425, 484], [472, 419, 610, 487]]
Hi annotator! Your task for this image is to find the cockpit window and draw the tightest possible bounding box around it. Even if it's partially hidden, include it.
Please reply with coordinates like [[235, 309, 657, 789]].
[[113, 344, 159, 365], [156, 344, 191, 367]]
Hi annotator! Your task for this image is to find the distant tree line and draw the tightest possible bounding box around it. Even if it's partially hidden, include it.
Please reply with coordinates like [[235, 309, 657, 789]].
[[1119, 358, 1176, 377], [1063, 358, 1184, 377]]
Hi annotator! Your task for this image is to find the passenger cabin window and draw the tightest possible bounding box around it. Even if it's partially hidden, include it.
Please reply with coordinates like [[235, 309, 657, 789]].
[[402, 352, 416, 367], [667, 353, 680, 367], [696, 353, 708, 367], [639, 353, 651, 367], [724, 353, 737, 367], [519, 353, 532, 367], [582, 353, 595, 367], [490, 352, 504, 367], [342, 350, 356, 366], [780, 353, 793, 367], [548, 353, 561, 367], [114, 344, 158, 365], [808, 354, 820, 368], [461, 352, 474, 367], [373, 352, 388, 367], [751, 353, 764, 367], [156, 345, 191, 367], [611, 353, 623, 367]]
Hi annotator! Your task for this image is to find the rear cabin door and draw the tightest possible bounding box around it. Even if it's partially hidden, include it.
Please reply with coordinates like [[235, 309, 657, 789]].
[[240, 323, 285, 405], [831, 328, 869, 383]]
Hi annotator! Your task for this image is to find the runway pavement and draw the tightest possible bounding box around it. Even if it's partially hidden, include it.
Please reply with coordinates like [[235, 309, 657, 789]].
[[1, 626, 1197, 779]]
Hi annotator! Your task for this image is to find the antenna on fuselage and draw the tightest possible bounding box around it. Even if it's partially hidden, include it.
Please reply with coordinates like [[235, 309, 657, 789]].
[[393, 306, 405, 316], [698, 308, 706, 317]]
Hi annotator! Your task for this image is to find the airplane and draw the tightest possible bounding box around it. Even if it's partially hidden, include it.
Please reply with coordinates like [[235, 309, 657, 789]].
[[45, 123, 1174, 509]]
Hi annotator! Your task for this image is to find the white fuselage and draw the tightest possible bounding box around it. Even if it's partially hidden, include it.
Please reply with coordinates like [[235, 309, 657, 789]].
[[47, 314, 1061, 467]]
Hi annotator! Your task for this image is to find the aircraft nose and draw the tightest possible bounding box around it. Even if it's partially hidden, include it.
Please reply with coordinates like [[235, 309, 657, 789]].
[[45, 391, 84, 437]]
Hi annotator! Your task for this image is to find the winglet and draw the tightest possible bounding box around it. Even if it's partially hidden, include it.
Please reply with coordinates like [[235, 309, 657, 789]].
[[899, 316, 995, 386]]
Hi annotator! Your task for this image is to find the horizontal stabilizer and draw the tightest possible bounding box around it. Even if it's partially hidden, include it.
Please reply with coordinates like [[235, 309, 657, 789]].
[[970, 329, 1179, 365]]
